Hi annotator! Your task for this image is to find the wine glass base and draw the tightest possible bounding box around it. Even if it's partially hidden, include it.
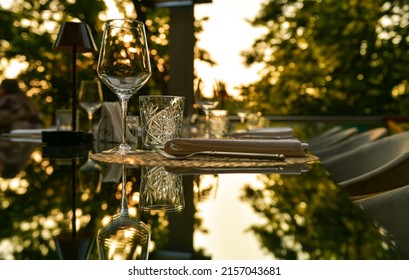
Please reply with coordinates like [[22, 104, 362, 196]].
[[101, 143, 146, 155]]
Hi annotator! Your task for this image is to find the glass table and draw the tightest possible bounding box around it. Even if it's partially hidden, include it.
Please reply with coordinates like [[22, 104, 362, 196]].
[[0, 137, 405, 260]]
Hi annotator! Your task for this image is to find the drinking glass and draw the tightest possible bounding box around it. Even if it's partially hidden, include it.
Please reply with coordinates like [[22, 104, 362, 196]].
[[209, 109, 229, 138], [194, 77, 220, 138], [79, 155, 102, 197], [97, 19, 152, 154], [79, 80, 103, 133], [139, 95, 185, 149], [139, 166, 185, 213], [234, 99, 248, 124], [97, 164, 150, 260]]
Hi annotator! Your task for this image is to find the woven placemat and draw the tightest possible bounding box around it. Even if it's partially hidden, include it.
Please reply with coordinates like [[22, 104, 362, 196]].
[[90, 151, 319, 168]]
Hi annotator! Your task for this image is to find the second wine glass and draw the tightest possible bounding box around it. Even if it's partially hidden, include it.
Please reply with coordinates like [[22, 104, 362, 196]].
[[97, 19, 152, 154], [194, 77, 220, 138], [79, 80, 103, 134]]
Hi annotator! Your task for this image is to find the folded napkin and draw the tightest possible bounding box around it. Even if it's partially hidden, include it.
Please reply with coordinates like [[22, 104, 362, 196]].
[[96, 102, 137, 143], [4, 128, 54, 137], [1, 128, 55, 143], [102, 163, 122, 183], [227, 127, 294, 139], [164, 138, 309, 157]]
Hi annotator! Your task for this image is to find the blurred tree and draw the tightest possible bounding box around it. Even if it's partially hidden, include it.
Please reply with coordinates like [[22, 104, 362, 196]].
[[0, 0, 214, 128], [241, 164, 402, 259], [241, 0, 409, 116], [0, 0, 106, 127]]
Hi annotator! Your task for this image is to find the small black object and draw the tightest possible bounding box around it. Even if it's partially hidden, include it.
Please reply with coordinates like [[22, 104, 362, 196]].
[[42, 130, 88, 145]]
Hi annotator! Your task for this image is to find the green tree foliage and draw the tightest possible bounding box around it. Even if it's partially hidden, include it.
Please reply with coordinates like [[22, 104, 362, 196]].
[[0, 0, 107, 127], [241, 164, 401, 259], [0, 0, 173, 127], [0, 0, 213, 128], [242, 0, 409, 115]]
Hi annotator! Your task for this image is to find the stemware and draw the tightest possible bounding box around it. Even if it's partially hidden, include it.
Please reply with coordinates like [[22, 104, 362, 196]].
[[234, 99, 248, 124], [97, 164, 150, 260], [194, 77, 220, 138], [78, 80, 103, 134], [78, 155, 103, 197], [97, 19, 152, 154]]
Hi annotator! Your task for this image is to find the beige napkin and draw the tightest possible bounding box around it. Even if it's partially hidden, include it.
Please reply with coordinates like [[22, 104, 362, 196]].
[[164, 138, 309, 157], [227, 127, 294, 139], [96, 102, 137, 143], [102, 163, 122, 183]]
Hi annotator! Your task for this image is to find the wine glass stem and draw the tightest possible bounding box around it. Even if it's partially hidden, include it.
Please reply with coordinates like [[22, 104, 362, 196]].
[[204, 111, 210, 138], [120, 165, 128, 215], [120, 98, 130, 146], [88, 113, 93, 133]]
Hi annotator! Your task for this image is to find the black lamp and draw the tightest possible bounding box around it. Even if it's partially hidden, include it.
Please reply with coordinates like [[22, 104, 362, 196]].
[[44, 22, 97, 145], [54, 21, 97, 132]]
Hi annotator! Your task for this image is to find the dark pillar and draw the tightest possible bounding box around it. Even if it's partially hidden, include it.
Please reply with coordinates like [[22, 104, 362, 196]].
[[168, 6, 195, 119], [167, 176, 195, 255]]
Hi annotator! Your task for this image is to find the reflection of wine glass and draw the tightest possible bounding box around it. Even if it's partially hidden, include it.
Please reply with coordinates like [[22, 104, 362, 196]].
[[194, 77, 220, 138], [97, 19, 152, 154], [79, 155, 102, 197], [79, 80, 103, 133], [97, 164, 150, 260]]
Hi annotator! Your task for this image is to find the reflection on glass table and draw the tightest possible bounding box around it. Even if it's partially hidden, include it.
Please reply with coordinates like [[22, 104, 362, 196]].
[[97, 165, 150, 260], [193, 174, 219, 202], [165, 164, 309, 175], [79, 155, 102, 197], [0, 139, 406, 260], [139, 166, 185, 213]]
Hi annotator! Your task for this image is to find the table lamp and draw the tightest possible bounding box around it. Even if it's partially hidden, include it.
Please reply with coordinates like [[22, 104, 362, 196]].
[[43, 21, 97, 145]]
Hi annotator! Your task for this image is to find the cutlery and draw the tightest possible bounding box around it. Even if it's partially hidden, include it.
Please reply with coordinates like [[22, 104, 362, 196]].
[[148, 144, 285, 161]]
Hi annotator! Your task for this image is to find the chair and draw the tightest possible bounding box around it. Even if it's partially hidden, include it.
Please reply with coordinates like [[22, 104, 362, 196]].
[[308, 127, 358, 150], [323, 131, 409, 196], [307, 125, 343, 146], [313, 127, 388, 162], [353, 184, 409, 257]]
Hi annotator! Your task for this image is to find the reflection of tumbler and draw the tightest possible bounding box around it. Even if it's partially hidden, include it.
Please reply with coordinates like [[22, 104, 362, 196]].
[[139, 166, 185, 213]]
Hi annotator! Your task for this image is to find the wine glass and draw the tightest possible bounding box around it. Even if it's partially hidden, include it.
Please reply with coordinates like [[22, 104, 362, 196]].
[[194, 77, 220, 138], [79, 80, 103, 134], [97, 19, 152, 154], [234, 98, 248, 126], [97, 164, 150, 260], [78, 155, 103, 197]]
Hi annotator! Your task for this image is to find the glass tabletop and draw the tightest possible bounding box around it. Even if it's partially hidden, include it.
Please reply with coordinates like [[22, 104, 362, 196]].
[[0, 138, 404, 260]]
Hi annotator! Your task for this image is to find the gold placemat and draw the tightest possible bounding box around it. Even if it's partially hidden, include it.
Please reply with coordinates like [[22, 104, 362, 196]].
[[89, 151, 319, 168]]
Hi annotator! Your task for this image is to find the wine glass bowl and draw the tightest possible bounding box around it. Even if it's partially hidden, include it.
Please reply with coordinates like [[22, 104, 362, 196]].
[[97, 212, 150, 260], [194, 77, 220, 138], [79, 80, 103, 134], [97, 19, 151, 154], [236, 110, 247, 124], [234, 100, 248, 125]]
